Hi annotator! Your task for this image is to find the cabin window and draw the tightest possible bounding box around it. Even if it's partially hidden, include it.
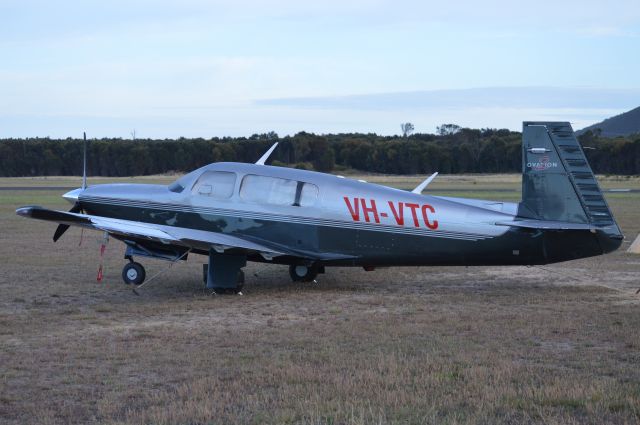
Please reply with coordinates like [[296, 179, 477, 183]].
[[240, 175, 319, 206], [298, 182, 319, 206], [240, 175, 297, 205], [191, 171, 236, 199]]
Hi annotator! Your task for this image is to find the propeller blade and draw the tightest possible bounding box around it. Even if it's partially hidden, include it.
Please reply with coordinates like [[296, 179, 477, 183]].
[[53, 224, 70, 242], [52, 204, 82, 242]]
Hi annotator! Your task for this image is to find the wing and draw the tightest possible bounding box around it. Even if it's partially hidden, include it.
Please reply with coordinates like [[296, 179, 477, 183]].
[[16, 206, 288, 258], [16, 206, 355, 261]]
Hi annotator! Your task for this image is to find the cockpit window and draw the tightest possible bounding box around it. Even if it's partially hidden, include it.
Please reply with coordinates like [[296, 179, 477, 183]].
[[192, 171, 236, 199], [240, 174, 319, 206]]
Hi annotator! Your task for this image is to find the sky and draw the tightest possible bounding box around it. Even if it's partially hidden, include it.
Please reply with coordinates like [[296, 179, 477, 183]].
[[0, 0, 639, 138]]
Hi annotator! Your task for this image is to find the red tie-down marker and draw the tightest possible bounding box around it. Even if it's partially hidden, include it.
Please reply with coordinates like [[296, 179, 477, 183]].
[[96, 232, 109, 282]]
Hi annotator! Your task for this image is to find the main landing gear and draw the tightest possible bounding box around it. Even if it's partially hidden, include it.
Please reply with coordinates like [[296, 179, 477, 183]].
[[122, 261, 146, 286], [120, 247, 324, 291], [289, 264, 320, 282]]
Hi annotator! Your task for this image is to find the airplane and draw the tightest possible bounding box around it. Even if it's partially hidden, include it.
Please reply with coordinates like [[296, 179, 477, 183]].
[[16, 122, 623, 294]]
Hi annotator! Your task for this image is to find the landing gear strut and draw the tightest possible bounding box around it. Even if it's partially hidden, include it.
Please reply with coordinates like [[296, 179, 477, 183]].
[[289, 264, 319, 282], [122, 261, 146, 285]]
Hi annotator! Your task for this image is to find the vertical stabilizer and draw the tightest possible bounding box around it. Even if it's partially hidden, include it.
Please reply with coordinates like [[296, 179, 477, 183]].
[[518, 122, 619, 229], [517, 122, 623, 256]]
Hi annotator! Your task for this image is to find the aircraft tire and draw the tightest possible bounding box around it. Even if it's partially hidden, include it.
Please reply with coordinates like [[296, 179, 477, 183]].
[[289, 264, 318, 282], [122, 262, 146, 286]]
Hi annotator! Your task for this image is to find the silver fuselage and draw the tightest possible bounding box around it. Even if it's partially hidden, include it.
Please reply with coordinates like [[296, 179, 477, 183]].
[[63, 162, 616, 267]]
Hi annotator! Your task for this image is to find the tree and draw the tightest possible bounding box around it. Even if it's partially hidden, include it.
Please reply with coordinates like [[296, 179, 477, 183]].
[[0, 129, 634, 177], [401, 123, 414, 137], [436, 124, 461, 136]]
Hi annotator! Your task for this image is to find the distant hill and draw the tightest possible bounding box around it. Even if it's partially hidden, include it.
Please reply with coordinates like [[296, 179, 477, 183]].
[[577, 106, 640, 137]]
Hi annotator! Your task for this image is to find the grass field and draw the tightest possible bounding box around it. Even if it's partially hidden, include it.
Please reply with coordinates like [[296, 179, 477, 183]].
[[1, 175, 640, 424]]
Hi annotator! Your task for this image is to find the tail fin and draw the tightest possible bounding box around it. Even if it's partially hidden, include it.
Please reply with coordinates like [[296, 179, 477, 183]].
[[518, 122, 620, 232]]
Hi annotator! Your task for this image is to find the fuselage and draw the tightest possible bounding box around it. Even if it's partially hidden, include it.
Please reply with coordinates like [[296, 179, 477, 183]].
[[68, 162, 621, 267]]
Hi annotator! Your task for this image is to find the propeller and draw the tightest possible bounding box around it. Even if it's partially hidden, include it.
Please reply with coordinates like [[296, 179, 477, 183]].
[[53, 203, 82, 242], [53, 132, 88, 242]]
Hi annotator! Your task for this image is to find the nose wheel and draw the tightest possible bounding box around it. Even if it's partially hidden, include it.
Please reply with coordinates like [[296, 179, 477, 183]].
[[289, 264, 319, 282], [122, 262, 146, 285]]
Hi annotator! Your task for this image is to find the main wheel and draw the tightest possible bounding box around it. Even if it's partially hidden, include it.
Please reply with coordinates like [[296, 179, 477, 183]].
[[289, 264, 318, 282], [122, 262, 146, 285]]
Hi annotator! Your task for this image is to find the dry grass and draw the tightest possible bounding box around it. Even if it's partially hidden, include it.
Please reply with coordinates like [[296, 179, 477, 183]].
[[1, 176, 640, 424]]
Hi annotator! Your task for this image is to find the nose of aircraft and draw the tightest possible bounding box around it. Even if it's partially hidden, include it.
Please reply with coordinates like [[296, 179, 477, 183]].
[[62, 188, 84, 205]]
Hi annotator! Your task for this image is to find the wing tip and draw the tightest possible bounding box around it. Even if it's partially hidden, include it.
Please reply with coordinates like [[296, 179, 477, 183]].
[[16, 206, 41, 217]]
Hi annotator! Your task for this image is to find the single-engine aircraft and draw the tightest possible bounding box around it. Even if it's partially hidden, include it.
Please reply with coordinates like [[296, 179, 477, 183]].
[[16, 122, 623, 293]]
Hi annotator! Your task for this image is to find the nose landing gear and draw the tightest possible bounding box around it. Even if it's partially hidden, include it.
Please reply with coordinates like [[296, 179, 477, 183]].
[[122, 261, 146, 285]]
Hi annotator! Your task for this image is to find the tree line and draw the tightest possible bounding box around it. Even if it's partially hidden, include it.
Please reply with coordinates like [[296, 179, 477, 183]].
[[0, 128, 638, 177]]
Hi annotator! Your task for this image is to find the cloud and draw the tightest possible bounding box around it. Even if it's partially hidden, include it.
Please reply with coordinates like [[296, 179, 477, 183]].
[[3, 0, 640, 43], [256, 87, 640, 111], [0, 104, 626, 138], [1, 2, 639, 137]]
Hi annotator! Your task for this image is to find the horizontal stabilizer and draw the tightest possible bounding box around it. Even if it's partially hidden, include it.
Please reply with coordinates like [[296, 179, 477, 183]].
[[495, 219, 596, 230]]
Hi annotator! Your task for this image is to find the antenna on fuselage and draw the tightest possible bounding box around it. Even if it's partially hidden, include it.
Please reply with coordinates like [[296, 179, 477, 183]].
[[82, 132, 87, 190], [255, 142, 278, 165], [412, 172, 438, 194]]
